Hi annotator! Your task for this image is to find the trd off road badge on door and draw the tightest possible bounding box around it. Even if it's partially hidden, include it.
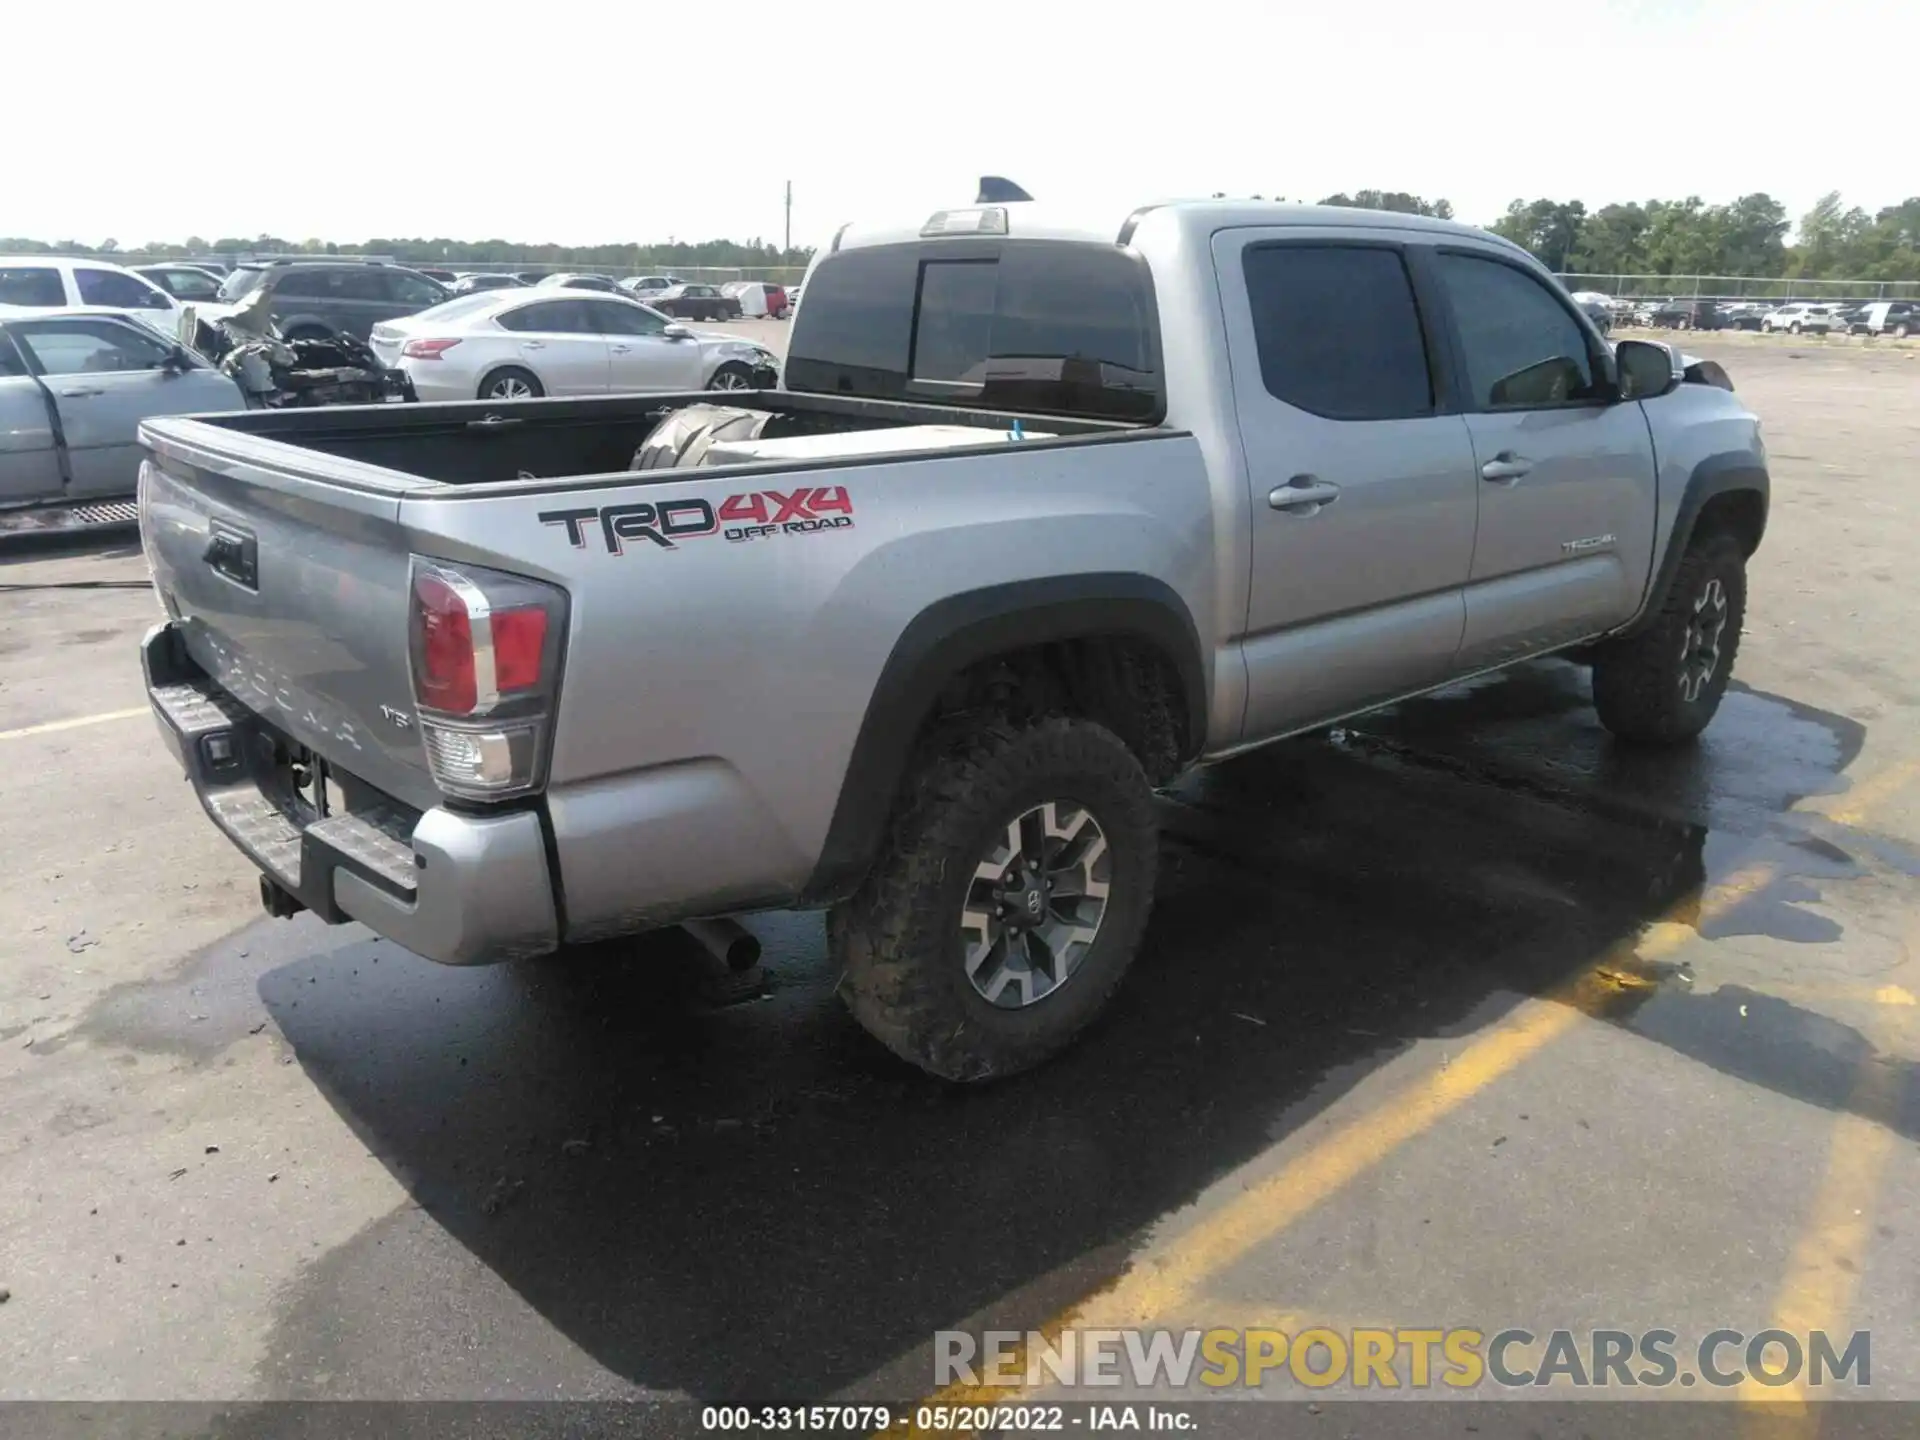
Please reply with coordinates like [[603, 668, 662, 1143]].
[[539, 486, 855, 555]]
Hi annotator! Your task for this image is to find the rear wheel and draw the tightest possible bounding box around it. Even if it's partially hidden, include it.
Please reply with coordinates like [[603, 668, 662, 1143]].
[[831, 717, 1158, 1082], [1896, 323, 1912, 339], [707, 363, 754, 391], [1590, 530, 1746, 746], [1789, 322, 1803, 334], [478, 366, 543, 400]]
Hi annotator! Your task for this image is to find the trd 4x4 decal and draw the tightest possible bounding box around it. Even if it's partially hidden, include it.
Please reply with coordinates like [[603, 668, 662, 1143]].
[[540, 486, 855, 554]]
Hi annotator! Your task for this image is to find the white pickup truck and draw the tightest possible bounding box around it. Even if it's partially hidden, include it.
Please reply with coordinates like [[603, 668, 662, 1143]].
[[138, 195, 1768, 1081]]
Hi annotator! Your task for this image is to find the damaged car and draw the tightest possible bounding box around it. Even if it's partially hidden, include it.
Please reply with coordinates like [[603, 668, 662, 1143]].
[[181, 286, 417, 408]]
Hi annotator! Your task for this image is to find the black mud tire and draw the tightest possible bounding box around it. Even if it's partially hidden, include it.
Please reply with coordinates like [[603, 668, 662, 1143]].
[[1591, 530, 1746, 746], [829, 717, 1158, 1083], [283, 324, 331, 343], [478, 366, 543, 400]]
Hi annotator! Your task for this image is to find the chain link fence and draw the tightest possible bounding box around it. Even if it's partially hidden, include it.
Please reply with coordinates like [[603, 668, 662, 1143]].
[[1558, 273, 1920, 302]]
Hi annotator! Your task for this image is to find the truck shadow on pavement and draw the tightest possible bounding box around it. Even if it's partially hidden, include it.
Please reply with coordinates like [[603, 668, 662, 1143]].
[[253, 660, 1919, 1401]]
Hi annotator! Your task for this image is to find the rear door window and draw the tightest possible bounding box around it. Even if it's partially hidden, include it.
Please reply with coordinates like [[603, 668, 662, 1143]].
[[1241, 244, 1434, 420], [498, 300, 592, 333], [334, 270, 388, 302], [0, 266, 67, 306], [273, 269, 334, 299]]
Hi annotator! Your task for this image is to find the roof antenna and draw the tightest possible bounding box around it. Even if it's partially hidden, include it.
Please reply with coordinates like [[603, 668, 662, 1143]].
[[976, 176, 1033, 203]]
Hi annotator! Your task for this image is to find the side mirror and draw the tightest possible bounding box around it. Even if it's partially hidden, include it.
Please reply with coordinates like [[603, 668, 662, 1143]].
[[1615, 339, 1678, 401], [662, 323, 692, 340], [158, 344, 194, 374]]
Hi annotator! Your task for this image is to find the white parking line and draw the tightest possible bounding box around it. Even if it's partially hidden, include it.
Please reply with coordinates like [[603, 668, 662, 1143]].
[[0, 706, 148, 743]]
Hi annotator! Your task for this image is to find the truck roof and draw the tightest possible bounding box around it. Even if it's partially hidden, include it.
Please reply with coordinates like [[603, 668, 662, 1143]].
[[829, 198, 1522, 256]]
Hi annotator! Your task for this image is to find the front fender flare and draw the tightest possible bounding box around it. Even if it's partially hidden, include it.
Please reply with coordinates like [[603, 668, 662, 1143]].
[[799, 573, 1206, 905], [1616, 452, 1768, 639]]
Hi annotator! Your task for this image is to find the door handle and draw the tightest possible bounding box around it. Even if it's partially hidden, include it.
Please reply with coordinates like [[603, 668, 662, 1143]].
[[1268, 475, 1341, 512], [521, 340, 546, 350], [610, 344, 631, 353], [1480, 452, 1533, 483], [59, 386, 105, 398]]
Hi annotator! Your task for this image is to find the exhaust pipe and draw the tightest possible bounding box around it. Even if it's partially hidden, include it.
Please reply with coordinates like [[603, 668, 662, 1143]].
[[680, 916, 761, 973], [260, 874, 305, 920]]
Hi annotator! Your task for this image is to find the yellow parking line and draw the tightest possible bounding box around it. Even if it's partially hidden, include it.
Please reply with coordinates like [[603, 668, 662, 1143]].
[[1823, 759, 1920, 828], [1741, 931, 1916, 1430], [0, 706, 148, 743], [895, 859, 1781, 1431]]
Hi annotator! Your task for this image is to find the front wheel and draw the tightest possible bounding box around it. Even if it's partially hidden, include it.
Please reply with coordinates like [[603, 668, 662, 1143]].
[[706, 363, 754, 391], [831, 717, 1159, 1082], [1590, 531, 1746, 746]]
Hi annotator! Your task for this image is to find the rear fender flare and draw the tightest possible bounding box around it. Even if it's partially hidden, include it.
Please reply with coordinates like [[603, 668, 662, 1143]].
[[1618, 452, 1768, 638], [799, 574, 1207, 905]]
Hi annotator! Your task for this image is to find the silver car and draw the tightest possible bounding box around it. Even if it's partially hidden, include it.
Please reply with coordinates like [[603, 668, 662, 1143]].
[[1, 307, 243, 512], [367, 290, 778, 401]]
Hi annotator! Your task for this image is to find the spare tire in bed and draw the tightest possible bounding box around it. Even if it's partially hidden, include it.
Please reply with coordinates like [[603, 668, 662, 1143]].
[[631, 404, 773, 470]]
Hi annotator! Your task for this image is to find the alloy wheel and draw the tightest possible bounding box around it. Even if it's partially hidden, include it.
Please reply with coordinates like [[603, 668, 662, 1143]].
[[960, 801, 1111, 1009], [487, 377, 534, 399], [1679, 576, 1729, 702]]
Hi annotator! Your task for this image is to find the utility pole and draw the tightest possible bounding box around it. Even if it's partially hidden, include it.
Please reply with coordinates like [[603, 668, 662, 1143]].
[[784, 180, 792, 256]]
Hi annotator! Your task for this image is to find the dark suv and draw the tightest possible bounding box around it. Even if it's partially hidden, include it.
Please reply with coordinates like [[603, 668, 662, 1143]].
[[213, 260, 450, 341]]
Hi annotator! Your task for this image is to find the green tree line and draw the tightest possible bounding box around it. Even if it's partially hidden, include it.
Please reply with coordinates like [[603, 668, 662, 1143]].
[[0, 234, 815, 272], [1488, 191, 1920, 281], [8, 189, 1917, 280], [1228, 189, 1918, 281]]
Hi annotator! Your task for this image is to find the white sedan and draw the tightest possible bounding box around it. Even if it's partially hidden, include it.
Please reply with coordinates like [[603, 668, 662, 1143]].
[[368, 290, 779, 401]]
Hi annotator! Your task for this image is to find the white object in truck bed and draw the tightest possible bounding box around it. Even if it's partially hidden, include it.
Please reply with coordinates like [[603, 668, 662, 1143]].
[[702, 423, 1053, 468]]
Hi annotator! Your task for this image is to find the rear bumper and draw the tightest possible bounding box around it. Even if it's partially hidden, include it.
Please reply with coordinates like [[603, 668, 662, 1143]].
[[143, 621, 558, 965]]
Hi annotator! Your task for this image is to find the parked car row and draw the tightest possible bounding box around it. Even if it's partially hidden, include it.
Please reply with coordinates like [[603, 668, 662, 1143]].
[[1, 253, 787, 526], [1588, 293, 1919, 337]]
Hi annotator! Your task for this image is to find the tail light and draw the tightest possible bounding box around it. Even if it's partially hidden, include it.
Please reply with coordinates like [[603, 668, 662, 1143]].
[[407, 558, 568, 800], [402, 338, 461, 359]]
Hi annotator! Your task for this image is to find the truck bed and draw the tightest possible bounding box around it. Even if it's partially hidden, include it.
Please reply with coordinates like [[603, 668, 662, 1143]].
[[144, 389, 1149, 492]]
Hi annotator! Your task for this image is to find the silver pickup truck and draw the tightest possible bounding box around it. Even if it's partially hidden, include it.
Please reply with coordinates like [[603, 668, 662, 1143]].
[[138, 198, 1767, 1081]]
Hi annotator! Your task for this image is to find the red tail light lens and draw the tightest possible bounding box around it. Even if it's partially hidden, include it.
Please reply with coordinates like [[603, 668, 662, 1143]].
[[414, 570, 477, 714], [402, 338, 461, 359], [491, 607, 548, 693]]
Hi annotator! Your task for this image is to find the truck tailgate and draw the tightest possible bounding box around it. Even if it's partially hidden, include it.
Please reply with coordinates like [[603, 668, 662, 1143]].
[[138, 437, 440, 813]]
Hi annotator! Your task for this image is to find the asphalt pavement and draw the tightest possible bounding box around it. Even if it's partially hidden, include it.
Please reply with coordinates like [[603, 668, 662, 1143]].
[[2, 335, 1918, 1436]]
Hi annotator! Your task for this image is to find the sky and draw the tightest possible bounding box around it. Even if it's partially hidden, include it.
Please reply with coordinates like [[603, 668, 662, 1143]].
[[10, 0, 1913, 252]]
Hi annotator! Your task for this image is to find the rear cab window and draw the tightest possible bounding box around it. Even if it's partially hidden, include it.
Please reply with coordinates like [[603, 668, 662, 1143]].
[[785, 239, 1163, 423]]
